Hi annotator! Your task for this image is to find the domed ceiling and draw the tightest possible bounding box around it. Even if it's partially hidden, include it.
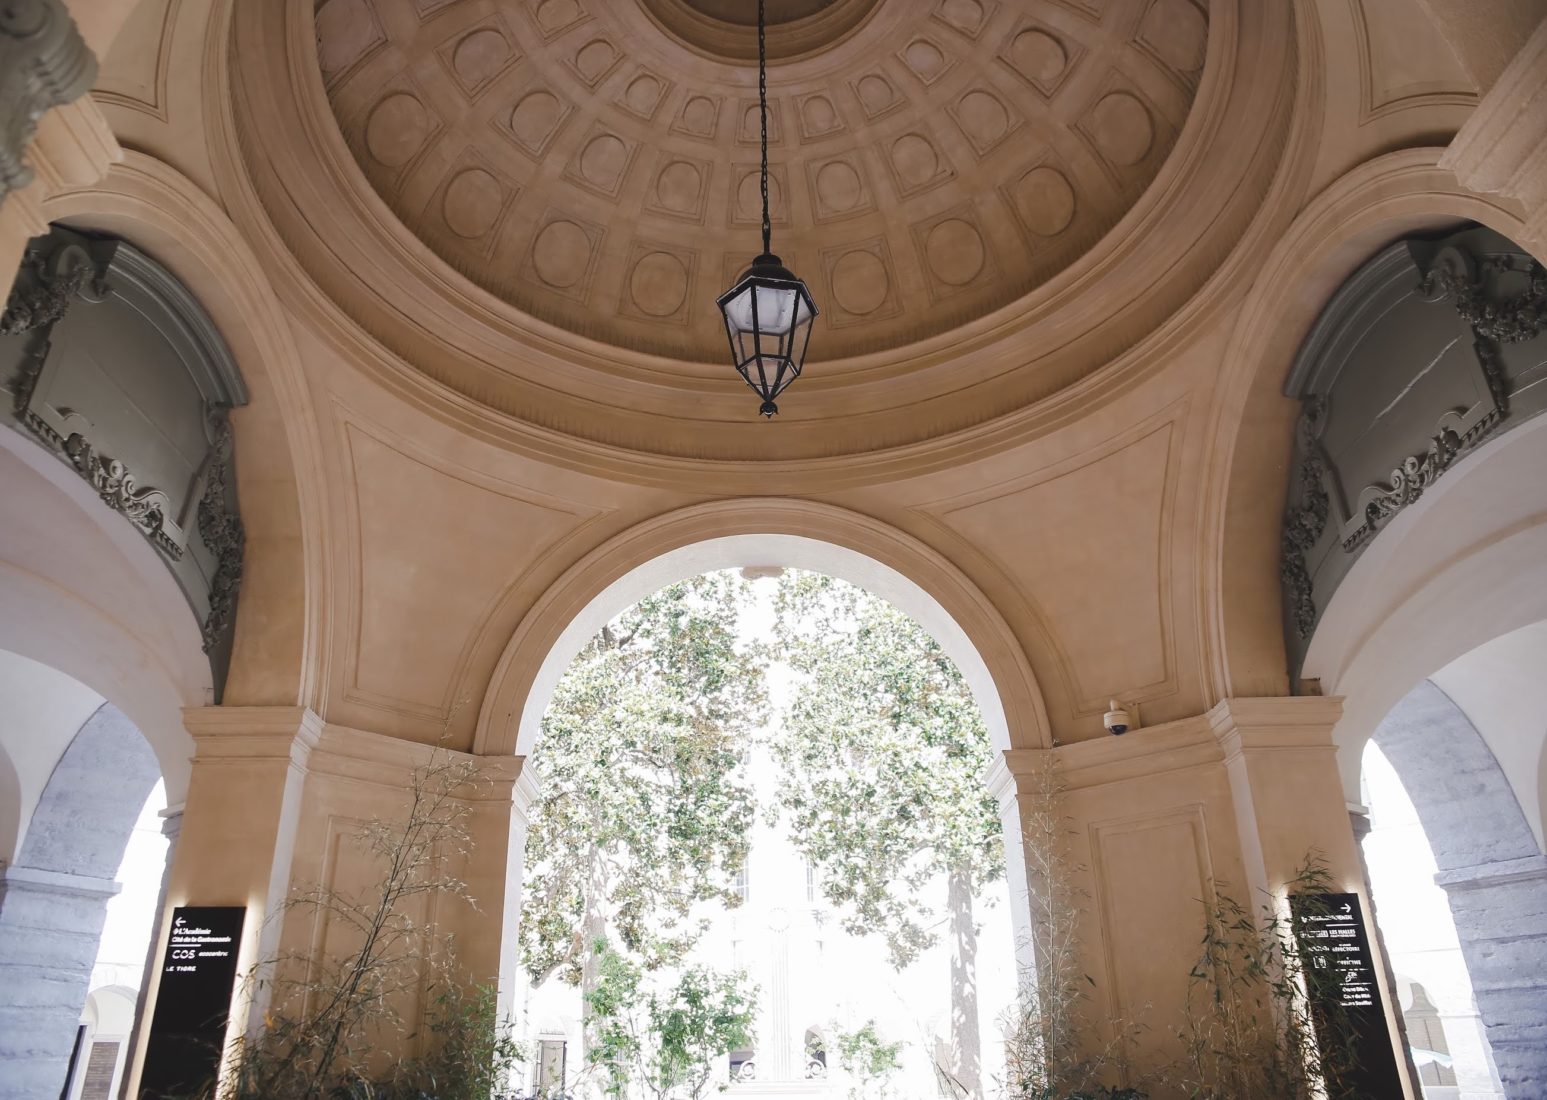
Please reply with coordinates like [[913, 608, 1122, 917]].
[[315, 0, 1207, 365]]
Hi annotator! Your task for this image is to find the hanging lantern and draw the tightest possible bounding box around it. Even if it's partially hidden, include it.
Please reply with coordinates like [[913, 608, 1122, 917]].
[[716, 0, 819, 418]]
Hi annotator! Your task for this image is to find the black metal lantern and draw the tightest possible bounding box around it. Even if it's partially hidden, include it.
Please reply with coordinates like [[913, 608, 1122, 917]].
[[717, 0, 818, 418]]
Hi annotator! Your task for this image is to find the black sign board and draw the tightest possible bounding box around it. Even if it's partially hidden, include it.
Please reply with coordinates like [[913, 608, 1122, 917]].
[[138, 905, 246, 1099], [1289, 892, 1406, 1099]]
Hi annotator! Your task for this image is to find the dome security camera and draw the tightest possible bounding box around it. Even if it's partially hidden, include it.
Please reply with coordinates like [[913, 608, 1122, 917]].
[[1103, 699, 1136, 736]]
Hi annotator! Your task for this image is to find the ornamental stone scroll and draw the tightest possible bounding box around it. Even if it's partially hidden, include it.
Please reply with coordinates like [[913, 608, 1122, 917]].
[[1279, 226, 1547, 676]]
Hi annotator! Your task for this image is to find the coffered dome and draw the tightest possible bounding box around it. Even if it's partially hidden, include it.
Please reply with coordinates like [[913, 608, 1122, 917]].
[[316, 0, 1207, 366]]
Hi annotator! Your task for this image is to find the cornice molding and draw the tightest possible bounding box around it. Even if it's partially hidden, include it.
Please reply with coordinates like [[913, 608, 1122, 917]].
[[1208, 695, 1344, 759], [309, 722, 524, 797], [989, 695, 1345, 792], [183, 704, 323, 767], [1051, 715, 1222, 791]]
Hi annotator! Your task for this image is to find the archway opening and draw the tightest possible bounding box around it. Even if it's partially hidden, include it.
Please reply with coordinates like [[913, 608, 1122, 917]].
[[510, 561, 1026, 1100], [0, 649, 169, 1100], [1359, 738, 1505, 1097]]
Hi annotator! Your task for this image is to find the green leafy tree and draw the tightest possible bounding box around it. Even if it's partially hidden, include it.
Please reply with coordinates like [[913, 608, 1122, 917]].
[[584, 942, 757, 1100], [769, 571, 1003, 1098], [520, 573, 766, 1057], [833, 1020, 904, 1100], [643, 963, 758, 1099]]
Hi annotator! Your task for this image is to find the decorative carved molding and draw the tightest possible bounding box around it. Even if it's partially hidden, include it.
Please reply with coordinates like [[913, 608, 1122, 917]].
[[1280, 396, 1331, 639], [3, 232, 184, 557], [1419, 246, 1547, 347], [1340, 425, 1464, 553], [1331, 242, 1547, 550], [197, 409, 244, 652], [0, 0, 97, 199], [0, 229, 110, 334], [1281, 229, 1547, 653], [62, 431, 181, 556]]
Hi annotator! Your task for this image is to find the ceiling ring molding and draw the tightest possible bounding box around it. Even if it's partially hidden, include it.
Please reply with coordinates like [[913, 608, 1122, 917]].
[[226, 0, 1293, 464]]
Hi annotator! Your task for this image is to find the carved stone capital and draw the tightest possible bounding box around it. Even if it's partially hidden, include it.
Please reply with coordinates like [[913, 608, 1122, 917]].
[[0, 0, 97, 200]]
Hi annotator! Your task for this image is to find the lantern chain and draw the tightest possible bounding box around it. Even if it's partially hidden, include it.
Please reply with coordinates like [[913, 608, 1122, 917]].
[[759, 0, 771, 257]]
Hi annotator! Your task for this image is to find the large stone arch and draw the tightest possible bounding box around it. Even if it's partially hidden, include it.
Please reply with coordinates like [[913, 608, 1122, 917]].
[[1201, 147, 1538, 705], [40, 151, 329, 712], [1373, 681, 1547, 1096], [0, 703, 160, 1100], [0, 430, 204, 798], [475, 498, 1052, 760], [1303, 398, 1547, 795], [474, 497, 1052, 1019]]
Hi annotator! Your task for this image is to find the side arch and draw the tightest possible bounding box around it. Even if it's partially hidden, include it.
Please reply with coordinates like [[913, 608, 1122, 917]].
[[1201, 147, 1538, 703], [16, 703, 160, 881], [475, 499, 1051, 758], [1373, 681, 1547, 1094], [40, 150, 329, 712], [0, 703, 160, 1100]]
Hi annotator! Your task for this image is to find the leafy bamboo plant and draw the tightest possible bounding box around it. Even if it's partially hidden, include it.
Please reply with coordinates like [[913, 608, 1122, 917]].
[[1174, 856, 1361, 1099], [191, 750, 523, 1100], [997, 758, 1144, 1100]]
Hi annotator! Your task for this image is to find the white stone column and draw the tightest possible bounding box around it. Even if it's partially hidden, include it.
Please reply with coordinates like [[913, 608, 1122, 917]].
[[982, 750, 1041, 984], [498, 759, 541, 1019], [0, 865, 120, 1100]]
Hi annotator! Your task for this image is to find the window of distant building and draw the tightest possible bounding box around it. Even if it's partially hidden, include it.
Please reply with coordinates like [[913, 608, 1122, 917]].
[[536, 1037, 567, 1095], [730, 1048, 757, 1082], [1404, 982, 1459, 1087]]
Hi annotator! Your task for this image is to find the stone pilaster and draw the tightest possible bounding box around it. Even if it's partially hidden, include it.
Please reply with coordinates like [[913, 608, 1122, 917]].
[[497, 759, 541, 1017], [289, 724, 527, 998], [119, 706, 321, 1100], [1210, 696, 1417, 1099]]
